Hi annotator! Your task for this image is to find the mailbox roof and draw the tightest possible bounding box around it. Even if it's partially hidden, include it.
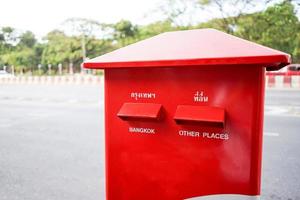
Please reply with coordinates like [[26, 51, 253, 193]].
[[84, 28, 290, 71]]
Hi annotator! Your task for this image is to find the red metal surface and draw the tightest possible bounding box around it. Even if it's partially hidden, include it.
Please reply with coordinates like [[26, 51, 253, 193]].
[[83, 29, 291, 200], [174, 105, 225, 127], [84, 29, 290, 71], [117, 103, 162, 121], [104, 65, 265, 200]]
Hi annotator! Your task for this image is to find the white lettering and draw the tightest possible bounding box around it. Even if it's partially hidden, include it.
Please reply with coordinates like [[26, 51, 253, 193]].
[[130, 92, 156, 100], [202, 132, 229, 140], [194, 91, 209, 102], [179, 130, 200, 137], [129, 127, 156, 134], [179, 130, 229, 140]]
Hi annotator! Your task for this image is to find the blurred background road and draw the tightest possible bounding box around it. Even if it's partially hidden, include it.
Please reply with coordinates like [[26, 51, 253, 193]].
[[0, 84, 299, 200]]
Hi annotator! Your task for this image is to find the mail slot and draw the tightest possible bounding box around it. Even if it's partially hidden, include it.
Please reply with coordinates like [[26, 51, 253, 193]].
[[83, 29, 290, 200], [117, 103, 163, 121], [174, 105, 225, 127]]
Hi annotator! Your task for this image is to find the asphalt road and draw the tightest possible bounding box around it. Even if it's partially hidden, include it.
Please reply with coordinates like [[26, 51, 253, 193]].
[[0, 84, 299, 200]]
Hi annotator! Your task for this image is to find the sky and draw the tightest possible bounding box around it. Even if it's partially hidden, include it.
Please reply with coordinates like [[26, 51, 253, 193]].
[[0, 0, 299, 39], [0, 0, 162, 38]]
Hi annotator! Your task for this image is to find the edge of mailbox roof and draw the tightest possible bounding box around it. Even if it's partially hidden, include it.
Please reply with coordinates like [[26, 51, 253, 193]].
[[83, 28, 291, 71]]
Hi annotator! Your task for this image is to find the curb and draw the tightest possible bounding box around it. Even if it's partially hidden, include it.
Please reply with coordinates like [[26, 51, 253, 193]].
[[0, 76, 104, 85], [1, 75, 300, 89], [266, 75, 300, 88]]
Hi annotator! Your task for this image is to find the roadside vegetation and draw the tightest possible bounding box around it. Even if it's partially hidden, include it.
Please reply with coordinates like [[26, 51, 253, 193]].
[[0, 0, 299, 75]]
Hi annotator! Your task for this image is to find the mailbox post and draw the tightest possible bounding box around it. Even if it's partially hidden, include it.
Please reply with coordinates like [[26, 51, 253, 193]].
[[83, 29, 290, 200]]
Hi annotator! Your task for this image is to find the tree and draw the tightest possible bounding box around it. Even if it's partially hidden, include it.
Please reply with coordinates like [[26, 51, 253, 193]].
[[235, 1, 300, 61], [197, 0, 280, 33], [1, 48, 35, 72], [62, 18, 102, 62], [157, 0, 299, 33], [293, 33, 300, 63], [41, 29, 115, 73], [138, 20, 178, 40], [19, 31, 36, 48], [42, 30, 77, 68], [0, 27, 18, 45], [156, 0, 194, 26], [194, 1, 300, 61], [1, 0, 300, 74], [112, 20, 139, 46], [0, 28, 39, 72], [0, 27, 18, 54]]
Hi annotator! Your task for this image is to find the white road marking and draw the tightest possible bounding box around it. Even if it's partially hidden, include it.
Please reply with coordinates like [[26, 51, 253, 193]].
[[265, 105, 300, 117], [264, 132, 280, 137], [265, 106, 288, 115]]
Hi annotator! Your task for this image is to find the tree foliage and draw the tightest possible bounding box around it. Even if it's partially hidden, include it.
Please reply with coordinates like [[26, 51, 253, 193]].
[[112, 20, 139, 46], [0, 0, 299, 73], [41, 30, 114, 72], [237, 1, 299, 58], [196, 0, 300, 62], [0, 27, 40, 71], [19, 31, 36, 48]]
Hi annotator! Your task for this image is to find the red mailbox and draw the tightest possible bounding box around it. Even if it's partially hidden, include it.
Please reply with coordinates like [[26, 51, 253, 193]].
[[84, 29, 290, 200]]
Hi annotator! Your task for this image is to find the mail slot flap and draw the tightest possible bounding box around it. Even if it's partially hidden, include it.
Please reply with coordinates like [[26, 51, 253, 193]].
[[174, 105, 225, 127], [117, 103, 162, 121]]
